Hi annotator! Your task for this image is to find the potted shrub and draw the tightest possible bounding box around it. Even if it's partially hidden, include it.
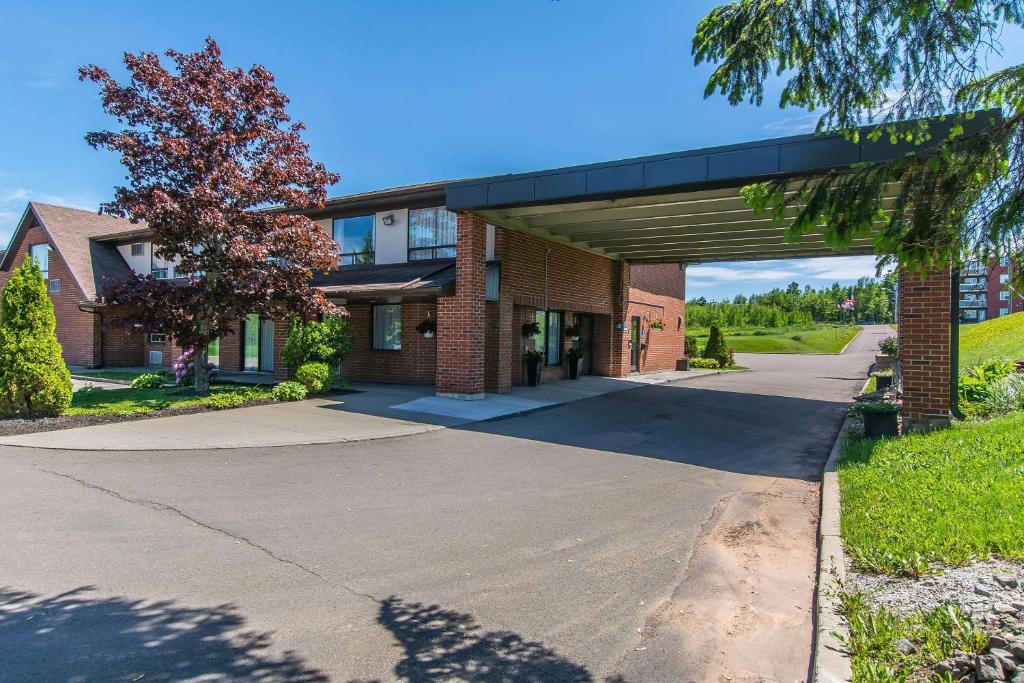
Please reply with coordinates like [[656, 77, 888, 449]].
[[524, 349, 543, 386], [416, 318, 436, 338], [872, 369, 894, 390], [876, 336, 898, 371], [566, 347, 584, 379], [522, 321, 541, 337], [853, 401, 900, 437]]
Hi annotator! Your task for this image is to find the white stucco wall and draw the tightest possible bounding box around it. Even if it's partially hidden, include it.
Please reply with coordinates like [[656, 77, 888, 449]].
[[374, 208, 409, 265]]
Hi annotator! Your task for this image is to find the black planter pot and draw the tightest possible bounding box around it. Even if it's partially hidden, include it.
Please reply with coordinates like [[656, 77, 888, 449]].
[[567, 357, 584, 380], [863, 411, 899, 437], [526, 358, 542, 386], [875, 375, 893, 390]]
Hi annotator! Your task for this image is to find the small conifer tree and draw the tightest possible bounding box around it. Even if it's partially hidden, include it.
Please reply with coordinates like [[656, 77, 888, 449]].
[[702, 325, 729, 368], [0, 256, 73, 416]]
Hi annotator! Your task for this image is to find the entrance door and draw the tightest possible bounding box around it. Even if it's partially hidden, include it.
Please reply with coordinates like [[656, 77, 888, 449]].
[[259, 319, 275, 372], [630, 316, 641, 372], [242, 315, 275, 372], [243, 314, 260, 372], [578, 315, 594, 375]]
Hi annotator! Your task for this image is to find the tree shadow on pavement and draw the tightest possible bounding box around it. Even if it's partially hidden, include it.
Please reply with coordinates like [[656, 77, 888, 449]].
[[366, 595, 594, 682], [0, 585, 327, 682]]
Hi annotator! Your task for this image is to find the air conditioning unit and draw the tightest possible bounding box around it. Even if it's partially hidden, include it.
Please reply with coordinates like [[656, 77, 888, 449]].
[[148, 350, 163, 366]]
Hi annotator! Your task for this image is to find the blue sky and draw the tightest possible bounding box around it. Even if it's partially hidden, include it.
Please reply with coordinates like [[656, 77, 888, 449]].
[[1, 0, 1021, 299]]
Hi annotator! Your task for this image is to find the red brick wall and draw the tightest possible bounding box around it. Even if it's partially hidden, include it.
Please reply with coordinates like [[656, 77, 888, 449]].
[[0, 225, 108, 367], [898, 267, 953, 430], [340, 301, 437, 385], [627, 263, 686, 373], [437, 213, 487, 397]]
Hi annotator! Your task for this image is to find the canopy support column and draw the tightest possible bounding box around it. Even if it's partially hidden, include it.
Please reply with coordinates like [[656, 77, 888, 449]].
[[898, 266, 955, 431]]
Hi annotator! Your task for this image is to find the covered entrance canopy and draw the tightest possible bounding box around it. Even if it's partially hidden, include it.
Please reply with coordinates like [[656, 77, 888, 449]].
[[444, 117, 989, 428], [445, 121, 981, 263]]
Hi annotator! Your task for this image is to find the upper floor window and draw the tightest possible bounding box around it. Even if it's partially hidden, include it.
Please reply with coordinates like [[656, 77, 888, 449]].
[[130, 243, 145, 256], [409, 207, 457, 261], [333, 215, 375, 265], [29, 243, 50, 279], [1000, 273, 1010, 284], [1000, 290, 1011, 300], [151, 250, 173, 279]]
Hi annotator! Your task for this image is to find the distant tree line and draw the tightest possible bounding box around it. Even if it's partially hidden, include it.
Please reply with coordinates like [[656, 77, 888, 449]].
[[687, 274, 897, 329]]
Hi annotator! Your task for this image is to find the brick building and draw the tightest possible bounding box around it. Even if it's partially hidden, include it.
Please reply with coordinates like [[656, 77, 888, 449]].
[[0, 188, 686, 391], [958, 257, 1023, 323]]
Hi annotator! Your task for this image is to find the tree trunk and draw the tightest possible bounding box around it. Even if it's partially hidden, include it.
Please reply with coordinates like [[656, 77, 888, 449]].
[[194, 344, 210, 395]]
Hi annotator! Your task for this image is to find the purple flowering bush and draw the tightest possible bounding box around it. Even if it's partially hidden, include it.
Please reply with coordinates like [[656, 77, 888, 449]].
[[173, 347, 217, 387]]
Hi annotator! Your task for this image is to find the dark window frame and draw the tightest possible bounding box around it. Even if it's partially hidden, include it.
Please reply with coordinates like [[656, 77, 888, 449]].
[[534, 309, 563, 366], [333, 215, 375, 266], [371, 303, 402, 352], [408, 207, 457, 261]]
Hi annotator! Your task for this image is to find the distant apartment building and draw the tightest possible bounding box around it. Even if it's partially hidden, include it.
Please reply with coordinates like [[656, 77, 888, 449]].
[[959, 257, 1023, 323]]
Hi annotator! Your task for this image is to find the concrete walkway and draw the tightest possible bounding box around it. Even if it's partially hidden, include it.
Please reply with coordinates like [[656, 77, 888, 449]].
[[0, 368, 718, 450]]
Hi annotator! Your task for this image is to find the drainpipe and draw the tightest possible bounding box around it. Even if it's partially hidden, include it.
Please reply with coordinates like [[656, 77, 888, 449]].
[[950, 266, 962, 419], [543, 248, 552, 312]]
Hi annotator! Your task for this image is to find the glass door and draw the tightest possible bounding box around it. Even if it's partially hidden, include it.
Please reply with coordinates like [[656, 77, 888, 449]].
[[243, 314, 260, 372], [259, 319, 275, 373]]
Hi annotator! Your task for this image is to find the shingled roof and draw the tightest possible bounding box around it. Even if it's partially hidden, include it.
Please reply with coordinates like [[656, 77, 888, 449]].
[[1, 203, 142, 301]]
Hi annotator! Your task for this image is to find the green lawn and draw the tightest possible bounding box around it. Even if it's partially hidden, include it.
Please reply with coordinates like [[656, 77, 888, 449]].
[[959, 311, 1024, 368], [841, 591, 987, 682], [691, 325, 860, 354], [839, 412, 1024, 576], [69, 384, 273, 416]]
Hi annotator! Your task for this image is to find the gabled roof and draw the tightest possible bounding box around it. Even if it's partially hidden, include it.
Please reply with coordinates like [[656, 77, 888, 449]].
[[1, 202, 142, 300]]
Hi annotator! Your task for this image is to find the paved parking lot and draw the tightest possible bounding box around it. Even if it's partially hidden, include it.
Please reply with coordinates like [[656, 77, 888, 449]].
[[0, 326, 891, 682]]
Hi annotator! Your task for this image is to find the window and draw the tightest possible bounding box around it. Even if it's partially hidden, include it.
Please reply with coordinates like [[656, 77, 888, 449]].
[[148, 350, 164, 366], [485, 263, 500, 301], [534, 309, 562, 366], [372, 304, 402, 350], [29, 243, 49, 279], [1000, 290, 1010, 300], [130, 243, 145, 256], [1000, 273, 1010, 284], [1000, 307, 1010, 316], [408, 207, 457, 260], [149, 333, 167, 344], [333, 215, 375, 265], [151, 250, 172, 279], [48, 279, 59, 293]]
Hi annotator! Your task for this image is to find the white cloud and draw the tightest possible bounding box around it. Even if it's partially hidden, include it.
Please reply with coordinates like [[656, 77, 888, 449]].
[[761, 113, 820, 136], [686, 256, 889, 299], [687, 265, 800, 283], [0, 186, 100, 247]]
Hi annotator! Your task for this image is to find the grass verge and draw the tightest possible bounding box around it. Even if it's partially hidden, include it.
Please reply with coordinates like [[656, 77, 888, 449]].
[[959, 312, 1024, 368], [68, 384, 274, 416], [841, 591, 987, 681], [838, 412, 1024, 576], [691, 325, 860, 354]]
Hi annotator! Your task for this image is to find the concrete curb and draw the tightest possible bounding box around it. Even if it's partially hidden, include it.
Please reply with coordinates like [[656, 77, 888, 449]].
[[812, 413, 853, 682], [70, 374, 133, 386]]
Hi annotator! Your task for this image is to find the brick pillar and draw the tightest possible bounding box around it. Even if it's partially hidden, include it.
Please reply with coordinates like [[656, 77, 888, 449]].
[[607, 261, 631, 377], [898, 266, 954, 431], [436, 212, 487, 399]]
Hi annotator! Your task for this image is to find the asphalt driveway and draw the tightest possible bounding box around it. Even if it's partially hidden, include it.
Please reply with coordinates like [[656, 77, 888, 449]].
[[0, 325, 892, 682]]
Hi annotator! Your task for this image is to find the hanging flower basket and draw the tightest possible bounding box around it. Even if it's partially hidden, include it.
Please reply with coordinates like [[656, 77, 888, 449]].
[[416, 318, 436, 338], [649, 320, 665, 330]]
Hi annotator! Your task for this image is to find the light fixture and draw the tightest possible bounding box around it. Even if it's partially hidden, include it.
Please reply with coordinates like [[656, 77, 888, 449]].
[[382, 214, 395, 226]]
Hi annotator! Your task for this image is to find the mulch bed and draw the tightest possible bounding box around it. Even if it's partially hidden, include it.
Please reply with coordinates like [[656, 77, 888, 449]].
[[0, 398, 277, 438]]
